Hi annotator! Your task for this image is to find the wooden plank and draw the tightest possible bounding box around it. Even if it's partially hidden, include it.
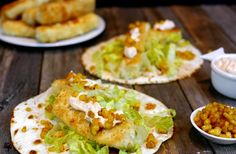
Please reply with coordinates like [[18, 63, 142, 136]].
[[202, 5, 236, 44], [0, 49, 43, 154], [93, 8, 137, 88], [40, 48, 84, 92], [111, 7, 213, 153], [172, 6, 236, 53], [171, 5, 236, 154], [0, 49, 14, 102], [39, 8, 121, 92], [82, 8, 120, 48], [135, 83, 213, 154], [155, 6, 211, 108], [172, 5, 236, 105], [229, 5, 236, 13]]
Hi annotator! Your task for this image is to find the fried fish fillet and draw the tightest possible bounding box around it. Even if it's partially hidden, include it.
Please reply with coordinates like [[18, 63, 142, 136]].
[[34, 0, 95, 25], [2, 20, 35, 37], [35, 13, 99, 42], [1, 0, 49, 19], [21, 0, 66, 25], [21, 7, 37, 25], [50, 80, 136, 149]]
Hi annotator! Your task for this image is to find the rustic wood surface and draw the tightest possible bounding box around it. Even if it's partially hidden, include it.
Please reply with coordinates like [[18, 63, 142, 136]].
[[0, 4, 236, 154]]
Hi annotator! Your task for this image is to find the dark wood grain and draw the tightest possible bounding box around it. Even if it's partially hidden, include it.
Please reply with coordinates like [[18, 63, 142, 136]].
[[172, 5, 236, 105], [202, 5, 236, 44], [135, 83, 213, 154], [0, 49, 43, 154], [109, 7, 213, 153], [171, 5, 236, 154], [40, 48, 84, 92], [0, 5, 236, 154], [155, 7, 211, 108]]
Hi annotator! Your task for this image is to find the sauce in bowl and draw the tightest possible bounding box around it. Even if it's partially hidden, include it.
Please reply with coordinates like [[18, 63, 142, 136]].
[[215, 58, 236, 76]]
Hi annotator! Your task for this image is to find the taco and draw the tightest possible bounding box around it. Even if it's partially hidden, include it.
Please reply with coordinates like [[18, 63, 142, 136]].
[[11, 72, 175, 154], [82, 20, 203, 84]]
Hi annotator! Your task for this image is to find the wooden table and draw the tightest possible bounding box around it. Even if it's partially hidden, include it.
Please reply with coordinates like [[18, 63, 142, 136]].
[[0, 5, 236, 154]]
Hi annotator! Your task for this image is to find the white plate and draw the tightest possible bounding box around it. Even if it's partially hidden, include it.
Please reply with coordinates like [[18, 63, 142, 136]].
[[0, 16, 106, 47]]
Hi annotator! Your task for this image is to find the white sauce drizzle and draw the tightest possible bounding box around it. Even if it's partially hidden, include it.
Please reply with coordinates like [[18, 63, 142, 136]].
[[154, 20, 175, 31], [69, 93, 106, 125], [130, 27, 140, 42], [69, 92, 123, 126], [124, 46, 137, 59]]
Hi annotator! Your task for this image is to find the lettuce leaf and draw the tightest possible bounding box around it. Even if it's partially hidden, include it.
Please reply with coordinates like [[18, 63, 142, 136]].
[[91, 23, 188, 79], [92, 38, 124, 76], [45, 122, 109, 154], [143, 109, 176, 133], [166, 43, 177, 76]]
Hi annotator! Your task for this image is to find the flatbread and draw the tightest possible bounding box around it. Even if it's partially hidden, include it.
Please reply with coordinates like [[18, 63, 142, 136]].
[[10, 88, 54, 154], [82, 35, 203, 85], [11, 79, 174, 154]]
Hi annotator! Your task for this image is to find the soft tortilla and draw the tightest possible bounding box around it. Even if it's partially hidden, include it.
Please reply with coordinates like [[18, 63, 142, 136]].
[[81, 35, 203, 85], [11, 81, 173, 154]]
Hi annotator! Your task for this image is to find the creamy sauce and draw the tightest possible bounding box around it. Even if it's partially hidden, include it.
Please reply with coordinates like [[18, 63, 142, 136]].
[[130, 27, 140, 42], [69, 92, 123, 126], [69, 93, 106, 125], [215, 58, 236, 75], [84, 79, 100, 86], [154, 20, 175, 30], [124, 46, 137, 58]]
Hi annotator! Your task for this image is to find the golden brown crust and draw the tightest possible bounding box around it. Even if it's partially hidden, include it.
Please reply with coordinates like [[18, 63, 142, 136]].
[[2, 20, 35, 37], [51, 85, 135, 149], [35, 13, 99, 42], [22, 7, 37, 25], [35, 0, 95, 25], [1, 0, 49, 19]]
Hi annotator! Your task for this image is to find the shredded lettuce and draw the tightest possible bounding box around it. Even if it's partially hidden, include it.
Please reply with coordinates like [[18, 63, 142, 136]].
[[45, 94, 58, 119], [45, 122, 109, 154], [178, 39, 190, 47], [91, 22, 191, 79], [144, 109, 176, 133], [166, 43, 177, 76], [119, 150, 128, 154], [44, 75, 176, 153], [71, 83, 84, 93], [47, 95, 56, 104], [92, 38, 124, 76]]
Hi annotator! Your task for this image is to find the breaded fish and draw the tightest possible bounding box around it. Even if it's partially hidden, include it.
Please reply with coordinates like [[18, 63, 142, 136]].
[[35, 0, 95, 25], [36, 13, 99, 42], [11, 73, 174, 154], [21, 7, 37, 25], [1, 0, 49, 19], [51, 86, 136, 149], [2, 20, 35, 37], [21, 0, 65, 25]]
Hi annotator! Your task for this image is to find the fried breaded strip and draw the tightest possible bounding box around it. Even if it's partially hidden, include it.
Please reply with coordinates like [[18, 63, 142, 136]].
[[2, 20, 35, 37], [51, 81, 136, 149], [21, 0, 64, 25], [22, 7, 37, 25], [35, 0, 95, 25], [35, 13, 99, 43], [1, 0, 49, 19]]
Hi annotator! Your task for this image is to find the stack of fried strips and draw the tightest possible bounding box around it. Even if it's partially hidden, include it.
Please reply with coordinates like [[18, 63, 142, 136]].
[[1, 0, 99, 42]]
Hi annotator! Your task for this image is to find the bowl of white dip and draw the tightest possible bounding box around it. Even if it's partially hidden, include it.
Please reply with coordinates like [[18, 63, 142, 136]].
[[211, 54, 236, 99]]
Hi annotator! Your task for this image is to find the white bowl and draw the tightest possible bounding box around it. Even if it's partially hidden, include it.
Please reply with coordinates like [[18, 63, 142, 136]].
[[211, 54, 236, 99], [190, 106, 236, 144]]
